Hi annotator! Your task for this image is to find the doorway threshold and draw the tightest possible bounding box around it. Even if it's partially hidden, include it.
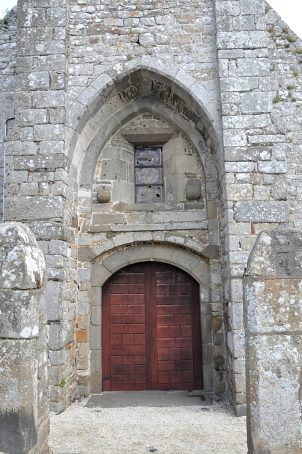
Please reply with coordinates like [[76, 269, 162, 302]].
[[86, 390, 212, 408]]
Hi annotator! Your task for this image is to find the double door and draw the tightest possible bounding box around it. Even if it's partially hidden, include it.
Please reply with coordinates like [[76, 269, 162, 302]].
[[102, 262, 202, 391]]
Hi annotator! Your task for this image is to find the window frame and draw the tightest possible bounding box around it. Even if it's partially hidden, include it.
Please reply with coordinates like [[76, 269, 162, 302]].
[[134, 146, 164, 203]]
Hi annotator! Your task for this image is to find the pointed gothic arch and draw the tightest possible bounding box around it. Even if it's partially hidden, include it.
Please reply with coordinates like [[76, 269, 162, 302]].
[[69, 57, 222, 189]]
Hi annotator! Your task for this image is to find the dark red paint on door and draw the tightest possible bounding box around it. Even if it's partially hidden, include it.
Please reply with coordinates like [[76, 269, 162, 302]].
[[102, 262, 202, 391]]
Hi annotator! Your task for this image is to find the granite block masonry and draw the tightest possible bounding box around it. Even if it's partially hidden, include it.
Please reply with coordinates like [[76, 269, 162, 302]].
[[0, 223, 49, 454], [0, 0, 301, 418], [244, 230, 302, 453]]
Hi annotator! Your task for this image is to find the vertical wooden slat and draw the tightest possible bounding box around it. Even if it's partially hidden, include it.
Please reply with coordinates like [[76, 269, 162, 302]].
[[191, 283, 203, 389], [145, 263, 158, 389], [102, 284, 111, 391]]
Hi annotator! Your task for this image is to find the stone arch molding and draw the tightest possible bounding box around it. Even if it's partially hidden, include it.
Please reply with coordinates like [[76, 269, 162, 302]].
[[91, 243, 210, 292], [79, 233, 212, 264], [69, 56, 222, 186]]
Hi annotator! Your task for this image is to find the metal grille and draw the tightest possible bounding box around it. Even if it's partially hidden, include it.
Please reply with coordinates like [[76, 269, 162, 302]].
[[135, 147, 164, 203]]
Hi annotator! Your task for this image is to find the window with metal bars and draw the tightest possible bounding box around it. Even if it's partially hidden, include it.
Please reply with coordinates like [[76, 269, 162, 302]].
[[134, 147, 164, 203]]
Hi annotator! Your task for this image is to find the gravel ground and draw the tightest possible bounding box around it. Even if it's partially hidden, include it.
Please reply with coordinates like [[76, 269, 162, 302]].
[[49, 398, 247, 454]]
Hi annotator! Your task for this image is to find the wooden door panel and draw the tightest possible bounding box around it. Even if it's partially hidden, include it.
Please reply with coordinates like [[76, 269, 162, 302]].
[[102, 265, 146, 391], [102, 262, 203, 391]]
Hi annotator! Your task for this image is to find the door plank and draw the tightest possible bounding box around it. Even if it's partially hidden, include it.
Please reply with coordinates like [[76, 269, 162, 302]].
[[145, 263, 158, 389]]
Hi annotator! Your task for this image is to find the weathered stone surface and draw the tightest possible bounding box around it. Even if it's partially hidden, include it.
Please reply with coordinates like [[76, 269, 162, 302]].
[[0, 290, 41, 339], [185, 179, 202, 200], [0, 223, 49, 453], [245, 278, 302, 334], [0, 340, 39, 454], [5, 196, 64, 221], [234, 201, 288, 222], [0, 8, 16, 223], [244, 230, 302, 453], [14, 154, 67, 171], [240, 92, 272, 114], [0, 223, 46, 290], [46, 281, 64, 321]]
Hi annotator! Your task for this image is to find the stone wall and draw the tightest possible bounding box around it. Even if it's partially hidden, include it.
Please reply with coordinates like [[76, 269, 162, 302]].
[[0, 223, 49, 454], [244, 230, 302, 453], [0, 8, 16, 221], [2, 0, 302, 416], [265, 4, 302, 229], [3, 0, 225, 412], [216, 0, 302, 415], [4, 0, 78, 414], [67, 0, 221, 126], [67, 0, 225, 405], [216, 0, 274, 416]]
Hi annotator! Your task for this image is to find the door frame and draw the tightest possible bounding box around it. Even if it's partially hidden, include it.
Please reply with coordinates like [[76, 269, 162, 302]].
[[89, 244, 213, 395]]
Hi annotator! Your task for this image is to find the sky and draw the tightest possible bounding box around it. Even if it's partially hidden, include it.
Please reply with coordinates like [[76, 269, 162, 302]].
[[0, 0, 302, 38]]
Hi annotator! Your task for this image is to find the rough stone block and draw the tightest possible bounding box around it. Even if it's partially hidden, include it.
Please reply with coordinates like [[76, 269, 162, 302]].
[[258, 161, 287, 174], [29, 222, 70, 241], [32, 90, 65, 108], [223, 114, 271, 130], [34, 124, 65, 141], [240, 0, 264, 14], [220, 76, 258, 92], [227, 184, 253, 201], [224, 146, 272, 162], [48, 323, 63, 350], [240, 92, 272, 114], [234, 201, 288, 222], [49, 349, 67, 366], [14, 154, 66, 171], [46, 281, 63, 321], [217, 31, 267, 49], [28, 71, 50, 90], [224, 129, 247, 147], [5, 196, 64, 221], [237, 58, 269, 76]]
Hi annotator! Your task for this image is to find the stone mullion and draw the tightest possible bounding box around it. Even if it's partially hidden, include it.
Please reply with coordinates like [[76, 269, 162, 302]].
[[214, 0, 281, 416], [4, 0, 74, 414]]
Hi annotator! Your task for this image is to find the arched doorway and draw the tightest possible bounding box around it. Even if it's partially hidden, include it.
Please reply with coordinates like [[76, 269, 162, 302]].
[[102, 262, 202, 391]]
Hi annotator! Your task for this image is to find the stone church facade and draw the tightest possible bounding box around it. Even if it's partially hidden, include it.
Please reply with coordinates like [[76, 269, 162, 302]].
[[0, 0, 301, 418]]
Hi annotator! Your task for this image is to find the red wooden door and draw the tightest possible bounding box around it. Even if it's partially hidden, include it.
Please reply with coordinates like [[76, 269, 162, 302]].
[[102, 262, 202, 391]]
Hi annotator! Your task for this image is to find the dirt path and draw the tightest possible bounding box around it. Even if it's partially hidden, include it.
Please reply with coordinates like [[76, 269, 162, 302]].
[[49, 395, 247, 454]]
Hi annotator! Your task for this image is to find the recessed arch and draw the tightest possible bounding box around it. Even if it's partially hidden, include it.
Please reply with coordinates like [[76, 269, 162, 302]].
[[73, 58, 223, 400], [69, 56, 221, 144], [78, 96, 217, 188], [69, 58, 222, 188]]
